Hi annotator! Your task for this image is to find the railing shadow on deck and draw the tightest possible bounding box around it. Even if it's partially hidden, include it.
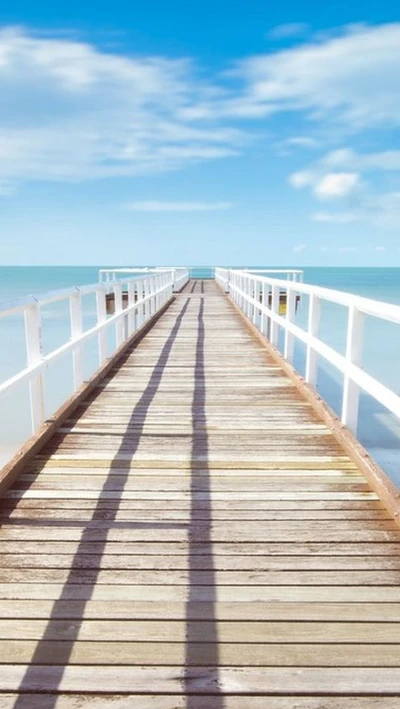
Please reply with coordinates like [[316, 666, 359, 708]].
[[185, 296, 224, 707], [2, 283, 224, 708]]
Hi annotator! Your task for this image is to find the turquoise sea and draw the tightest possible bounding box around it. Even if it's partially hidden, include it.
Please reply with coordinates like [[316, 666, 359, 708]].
[[1, 265, 400, 487]]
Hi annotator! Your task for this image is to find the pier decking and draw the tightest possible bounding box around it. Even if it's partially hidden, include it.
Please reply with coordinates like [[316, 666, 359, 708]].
[[1, 279, 400, 707]]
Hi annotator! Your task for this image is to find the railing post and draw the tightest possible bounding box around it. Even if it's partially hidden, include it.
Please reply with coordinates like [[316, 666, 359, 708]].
[[135, 281, 143, 329], [305, 293, 320, 385], [246, 276, 251, 318], [270, 285, 280, 346], [24, 301, 45, 433], [154, 276, 160, 312], [253, 281, 259, 327], [143, 279, 149, 322], [113, 282, 124, 347], [70, 288, 84, 389], [127, 281, 136, 335], [260, 282, 268, 336], [151, 276, 157, 314], [96, 286, 107, 365], [148, 278, 153, 317], [342, 305, 364, 433], [284, 287, 296, 362]]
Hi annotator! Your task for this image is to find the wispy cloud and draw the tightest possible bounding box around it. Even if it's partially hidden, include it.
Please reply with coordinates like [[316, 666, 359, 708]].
[[124, 201, 233, 212], [230, 23, 400, 128], [3, 22, 400, 199], [312, 212, 357, 223], [290, 170, 360, 199], [300, 148, 400, 177], [293, 244, 307, 252], [313, 173, 359, 199], [311, 193, 400, 228], [0, 27, 242, 186], [274, 136, 320, 156], [268, 23, 310, 40]]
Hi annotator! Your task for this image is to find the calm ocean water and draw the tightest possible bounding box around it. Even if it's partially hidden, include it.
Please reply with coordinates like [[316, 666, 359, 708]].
[[1, 265, 400, 487]]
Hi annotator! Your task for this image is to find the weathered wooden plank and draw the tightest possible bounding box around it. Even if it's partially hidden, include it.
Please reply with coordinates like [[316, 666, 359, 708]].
[[1, 666, 400, 693], [13, 477, 371, 492], [2, 522, 397, 544], [15, 468, 365, 479], [1, 508, 389, 522], [3, 567, 400, 586], [1, 640, 400, 666], [1, 540, 398, 555], [0, 696, 396, 709], [20, 616, 400, 643], [30, 454, 361, 468], [2, 552, 400, 570], [2, 583, 400, 602], [0, 497, 384, 509], [4, 490, 381, 501], [1, 600, 400, 621]]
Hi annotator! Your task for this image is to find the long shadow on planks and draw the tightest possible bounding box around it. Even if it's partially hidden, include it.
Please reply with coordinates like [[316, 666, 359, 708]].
[[9, 295, 218, 706], [185, 296, 224, 707]]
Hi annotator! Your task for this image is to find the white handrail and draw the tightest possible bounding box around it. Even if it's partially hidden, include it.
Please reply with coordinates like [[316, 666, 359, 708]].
[[215, 268, 304, 293], [99, 267, 190, 293], [221, 268, 400, 434], [244, 269, 304, 282], [0, 270, 177, 439], [215, 268, 230, 292]]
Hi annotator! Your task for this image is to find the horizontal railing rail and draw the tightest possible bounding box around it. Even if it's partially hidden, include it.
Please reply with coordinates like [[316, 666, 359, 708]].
[[0, 270, 176, 439], [154, 268, 190, 292], [215, 268, 304, 292], [220, 268, 400, 434], [215, 267, 230, 292], [244, 269, 304, 282], [99, 267, 190, 293]]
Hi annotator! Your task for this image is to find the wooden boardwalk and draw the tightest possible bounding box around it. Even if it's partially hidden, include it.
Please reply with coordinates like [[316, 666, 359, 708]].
[[1, 279, 400, 707]]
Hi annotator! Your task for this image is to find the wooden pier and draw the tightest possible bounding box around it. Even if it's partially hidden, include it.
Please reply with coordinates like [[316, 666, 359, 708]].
[[1, 279, 400, 707]]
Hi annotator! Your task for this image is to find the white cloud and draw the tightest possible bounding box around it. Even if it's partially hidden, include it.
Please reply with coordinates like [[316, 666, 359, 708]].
[[376, 246, 386, 252], [288, 171, 316, 188], [289, 147, 400, 227], [285, 136, 319, 148], [324, 148, 400, 172], [229, 23, 400, 128], [268, 23, 310, 40], [274, 136, 319, 156], [124, 201, 233, 212], [339, 247, 357, 252], [312, 211, 357, 223], [314, 172, 359, 199], [3, 22, 400, 195], [312, 192, 400, 228], [0, 27, 242, 185], [293, 244, 307, 252]]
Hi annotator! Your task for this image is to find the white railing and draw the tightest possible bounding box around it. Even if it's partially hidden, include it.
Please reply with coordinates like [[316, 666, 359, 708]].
[[154, 268, 190, 292], [215, 268, 303, 293], [0, 270, 176, 438], [223, 268, 400, 434], [244, 269, 304, 282], [99, 268, 152, 284], [99, 267, 189, 292], [215, 268, 230, 292]]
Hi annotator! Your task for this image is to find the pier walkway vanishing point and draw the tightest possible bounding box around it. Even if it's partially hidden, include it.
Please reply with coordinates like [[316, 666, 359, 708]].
[[1, 278, 400, 707]]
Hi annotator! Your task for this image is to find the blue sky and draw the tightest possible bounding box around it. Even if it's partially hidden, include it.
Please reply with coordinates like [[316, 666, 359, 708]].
[[1, 0, 400, 265]]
